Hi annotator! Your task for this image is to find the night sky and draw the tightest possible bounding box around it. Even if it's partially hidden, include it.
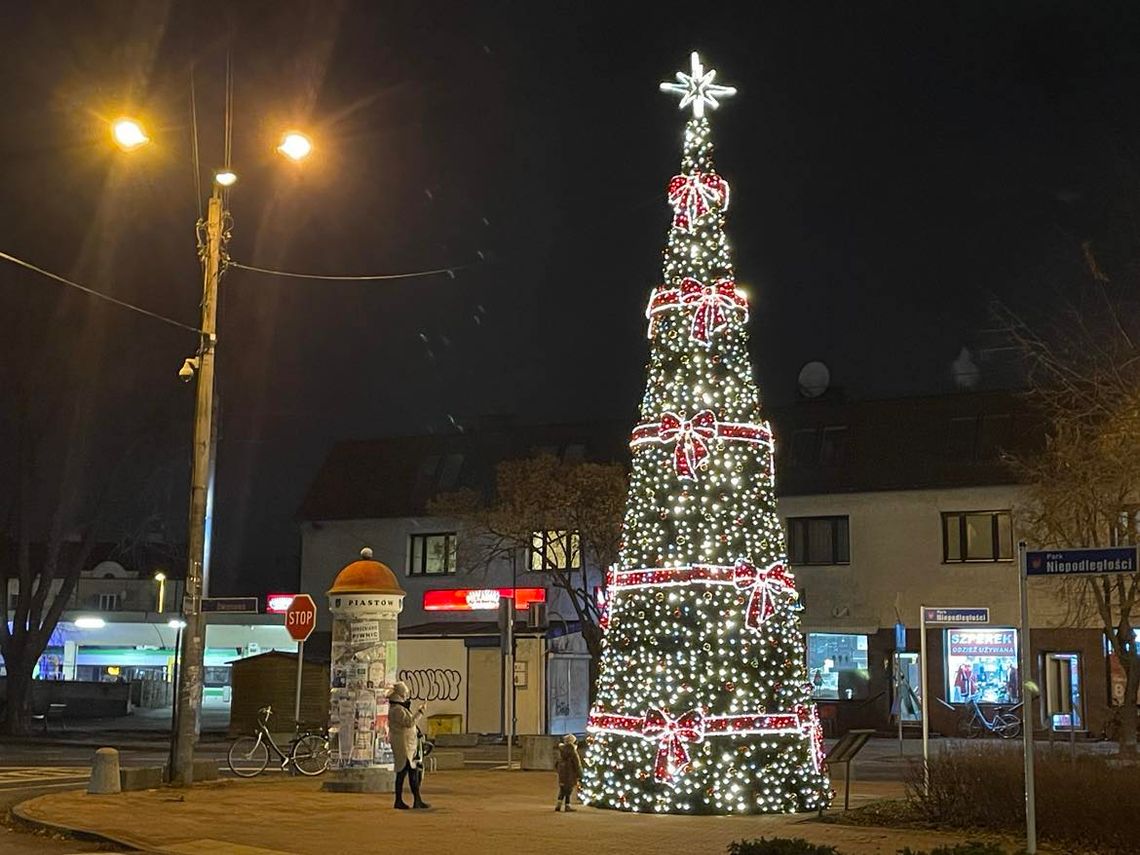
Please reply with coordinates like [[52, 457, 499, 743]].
[[3, 1, 1139, 595]]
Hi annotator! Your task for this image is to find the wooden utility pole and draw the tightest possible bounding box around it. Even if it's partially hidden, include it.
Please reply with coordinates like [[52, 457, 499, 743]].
[[170, 188, 223, 786]]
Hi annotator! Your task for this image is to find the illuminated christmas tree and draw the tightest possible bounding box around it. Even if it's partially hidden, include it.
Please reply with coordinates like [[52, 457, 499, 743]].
[[580, 53, 830, 815]]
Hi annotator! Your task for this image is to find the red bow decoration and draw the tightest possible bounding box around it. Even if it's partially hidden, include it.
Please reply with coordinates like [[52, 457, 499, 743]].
[[667, 172, 729, 232], [679, 277, 747, 344], [659, 410, 718, 479], [797, 703, 827, 774], [733, 559, 797, 631], [643, 707, 704, 782]]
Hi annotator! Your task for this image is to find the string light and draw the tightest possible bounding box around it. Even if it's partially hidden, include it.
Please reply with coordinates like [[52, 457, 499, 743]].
[[580, 54, 831, 815]]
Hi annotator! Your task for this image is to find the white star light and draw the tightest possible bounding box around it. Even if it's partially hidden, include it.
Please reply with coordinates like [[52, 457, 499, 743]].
[[660, 51, 737, 118]]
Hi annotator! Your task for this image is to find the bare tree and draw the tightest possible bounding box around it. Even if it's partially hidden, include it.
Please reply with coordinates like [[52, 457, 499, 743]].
[[999, 249, 1140, 751], [430, 453, 627, 698], [0, 407, 101, 734]]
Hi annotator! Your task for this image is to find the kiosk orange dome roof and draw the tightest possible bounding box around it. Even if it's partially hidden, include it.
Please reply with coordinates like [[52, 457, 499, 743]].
[[327, 547, 404, 595]]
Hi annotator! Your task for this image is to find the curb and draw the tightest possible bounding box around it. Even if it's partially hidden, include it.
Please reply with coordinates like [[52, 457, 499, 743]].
[[0, 737, 229, 752], [10, 796, 157, 852]]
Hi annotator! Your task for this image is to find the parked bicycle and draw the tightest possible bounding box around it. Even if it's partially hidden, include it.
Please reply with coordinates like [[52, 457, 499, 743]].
[[957, 696, 1023, 739], [228, 705, 329, 777]]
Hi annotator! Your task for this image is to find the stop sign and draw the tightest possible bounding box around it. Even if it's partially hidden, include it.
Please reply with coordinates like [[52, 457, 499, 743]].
[[285, 593, 317, 642]]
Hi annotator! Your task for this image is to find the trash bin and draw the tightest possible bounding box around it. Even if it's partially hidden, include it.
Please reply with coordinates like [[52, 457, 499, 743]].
[[520, 734, 559, 770]]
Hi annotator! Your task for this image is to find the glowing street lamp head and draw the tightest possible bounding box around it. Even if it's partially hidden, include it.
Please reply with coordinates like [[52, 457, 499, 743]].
[[168, 618, 187, 630], [112, 118, 149, 150], [277, 131, 312, 161], [214, 169, 238, 187], [154, 571, 166, 582]]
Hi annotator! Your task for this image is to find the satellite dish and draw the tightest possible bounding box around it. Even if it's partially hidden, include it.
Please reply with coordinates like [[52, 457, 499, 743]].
[[797, 361, 831, 398]]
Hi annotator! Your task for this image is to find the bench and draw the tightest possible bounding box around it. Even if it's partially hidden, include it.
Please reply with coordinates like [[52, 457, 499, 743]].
[[31, 703, 67, 733]]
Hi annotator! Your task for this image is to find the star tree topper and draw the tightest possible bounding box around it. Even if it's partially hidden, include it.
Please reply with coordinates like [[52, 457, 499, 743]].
[[660, 51, 737, 118]]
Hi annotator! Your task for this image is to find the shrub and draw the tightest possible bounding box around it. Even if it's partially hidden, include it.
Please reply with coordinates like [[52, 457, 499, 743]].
[[727, 838, 840, 855], [897, 843, 1006, 855], [906, 744, 1140, 854]]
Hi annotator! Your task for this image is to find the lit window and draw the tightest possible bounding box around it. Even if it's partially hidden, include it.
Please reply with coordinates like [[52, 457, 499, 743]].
[[942, 511, 1013, 562], [787, 516, 850, 565], [806, 633, 869, 699], [530, 530, 581, 571], [946, 627, 1019, 704], [408, 533, 457, 576], [98, 593, 121, 611]]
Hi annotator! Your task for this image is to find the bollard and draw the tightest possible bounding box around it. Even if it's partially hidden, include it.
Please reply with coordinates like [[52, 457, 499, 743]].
[[88, 747, 122, 794]]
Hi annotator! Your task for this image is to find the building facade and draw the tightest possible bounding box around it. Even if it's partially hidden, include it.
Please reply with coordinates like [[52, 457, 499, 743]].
[[2, 552, 295, 716], [298, 392, 1116, 739]]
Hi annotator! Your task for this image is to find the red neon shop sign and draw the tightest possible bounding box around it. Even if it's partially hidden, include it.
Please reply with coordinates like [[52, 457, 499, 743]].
[[423, 587, 546, 612]]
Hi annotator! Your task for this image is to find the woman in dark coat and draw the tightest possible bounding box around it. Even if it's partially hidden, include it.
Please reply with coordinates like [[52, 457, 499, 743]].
[[554, 734, 582, 812], [387, 681, 429, 809]]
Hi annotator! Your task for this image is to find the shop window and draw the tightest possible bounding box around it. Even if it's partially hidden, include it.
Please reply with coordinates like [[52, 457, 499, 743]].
[[530, 530, 581, 571], [942, 511, 1013, 562], [946, 627, 1019, 704], [408, 533, 457, 576], [788, 516, 850, 565], [807, 633, 869, 700], [1044, 652, 1082, 730]]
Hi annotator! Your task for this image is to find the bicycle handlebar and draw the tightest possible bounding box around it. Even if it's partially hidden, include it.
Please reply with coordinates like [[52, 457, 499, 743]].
[[259, 705, 273, 721]]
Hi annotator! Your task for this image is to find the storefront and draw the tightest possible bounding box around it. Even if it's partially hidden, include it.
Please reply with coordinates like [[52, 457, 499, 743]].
[[945, 626, 1020, 704], [7, 617, 297, 708]]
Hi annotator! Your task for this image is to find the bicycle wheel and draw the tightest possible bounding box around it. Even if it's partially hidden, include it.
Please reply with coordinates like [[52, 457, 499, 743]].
[[228, 735, 270, 777], [957, 715, 982, 739], [996, 714, 1022, 740], [291, 733, 330, 776]]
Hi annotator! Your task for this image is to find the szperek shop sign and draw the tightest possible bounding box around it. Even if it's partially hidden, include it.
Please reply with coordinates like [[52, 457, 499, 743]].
[[1025, 546, 1139, 577], [949, 629, 1017, 657]]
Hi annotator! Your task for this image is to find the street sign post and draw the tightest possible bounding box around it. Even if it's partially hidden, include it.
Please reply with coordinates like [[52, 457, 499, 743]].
[[1026, 546, 1138, 577], [1016, 544, 1137, 853], [919, 604, 990, 795], [285, 594, 317, 725], [894, 621, 906, 755], [1017, 542, 1037, 855]]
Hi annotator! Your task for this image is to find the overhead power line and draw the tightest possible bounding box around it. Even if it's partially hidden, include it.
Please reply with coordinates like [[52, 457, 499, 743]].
[[227, 259, 482, 282], [0, 250, 201, 334]]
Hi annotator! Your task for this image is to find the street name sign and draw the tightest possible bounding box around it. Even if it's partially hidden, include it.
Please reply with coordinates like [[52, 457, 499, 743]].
[[922, 607, 989, 624], [1025, 546, 1139, 577], [201, 597, 259, 614]]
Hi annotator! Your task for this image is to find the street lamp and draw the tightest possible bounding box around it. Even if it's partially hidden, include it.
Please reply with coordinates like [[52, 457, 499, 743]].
[[112, 117, 149, 150], [111, 113, 313, 786], [154, 571, 167, 614], [277, 131, 312, 161]]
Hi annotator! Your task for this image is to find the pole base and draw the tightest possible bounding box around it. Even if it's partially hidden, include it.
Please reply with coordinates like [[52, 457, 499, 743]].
[[320, 767, 395, 793]]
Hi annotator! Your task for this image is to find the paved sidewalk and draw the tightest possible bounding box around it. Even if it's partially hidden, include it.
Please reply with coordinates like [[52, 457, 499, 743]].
[[14, 769, 1026, 855]]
